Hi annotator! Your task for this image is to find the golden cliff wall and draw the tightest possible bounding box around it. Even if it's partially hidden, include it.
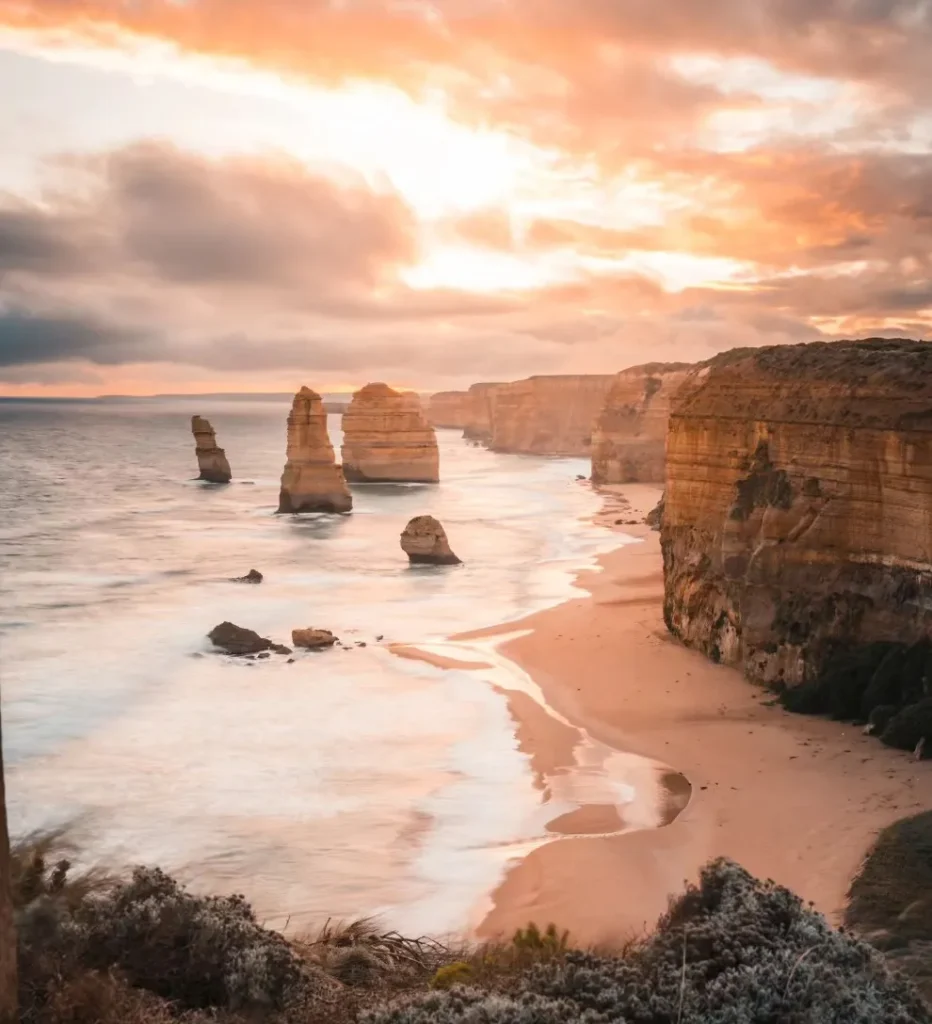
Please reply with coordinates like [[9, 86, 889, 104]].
[[590, 362, 693, 483], [661, 340, 932, 741], [462, 382, 502, 443], [484, 375, 614, 456], [427, 391, 471, 429]]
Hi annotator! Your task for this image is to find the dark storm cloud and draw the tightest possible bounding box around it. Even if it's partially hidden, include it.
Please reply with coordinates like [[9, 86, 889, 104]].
[[0, 309, 152, 366]]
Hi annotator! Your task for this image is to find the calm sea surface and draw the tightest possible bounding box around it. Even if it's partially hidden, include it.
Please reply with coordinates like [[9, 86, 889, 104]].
[[0, 398, 659, 935]]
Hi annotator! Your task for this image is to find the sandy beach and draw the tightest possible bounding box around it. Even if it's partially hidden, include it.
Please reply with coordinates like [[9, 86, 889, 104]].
[[452, 483, 932, 946]]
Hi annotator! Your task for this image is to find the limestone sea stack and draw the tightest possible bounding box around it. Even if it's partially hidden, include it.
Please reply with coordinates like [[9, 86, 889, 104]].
[[191, 416, 232, 483], [341, 383, 439, 482], [427, 390, 471, 429], [486, 375, 615, 455], [590, 363, 693, 483], [277, 386, 352, 514], [401, 515, 461, 565], [661, 339, 932, 734]]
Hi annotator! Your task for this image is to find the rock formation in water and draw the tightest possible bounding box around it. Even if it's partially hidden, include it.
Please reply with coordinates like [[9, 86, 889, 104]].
[[400, 515, 461, 565], [461, 382, 503, 443], [590, 363, 693, 483], [485, 375, 615, 455], [661, 339, 932, 747], [231, 569, 263, 584], [427, 390, 471, 429], [340, 383, 439, 483], [191, 416, 232, 483], [208, 621, 291, 656], [277, 387, 352, 514], [292, 627, 338, 649]]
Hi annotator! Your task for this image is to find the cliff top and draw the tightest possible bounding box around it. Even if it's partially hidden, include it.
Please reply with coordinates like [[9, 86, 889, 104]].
[[295, 385, 322, 402], [615, 361, 694, 376], [352, 382, 401, 400], [672, 339, 932, 431]]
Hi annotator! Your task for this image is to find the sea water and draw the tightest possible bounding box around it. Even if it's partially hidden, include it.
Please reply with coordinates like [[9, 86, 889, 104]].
[[0, 397, 652, 935]]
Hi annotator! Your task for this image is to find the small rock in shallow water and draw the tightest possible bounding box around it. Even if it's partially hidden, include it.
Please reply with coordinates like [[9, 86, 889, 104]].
[[270, 644, 292, 655], [231, 568, 263, 584], [400, 515, 461, 565], [208, 621, 275, 656], [292, 628, 338, 650], [257, 652, 271, 659]]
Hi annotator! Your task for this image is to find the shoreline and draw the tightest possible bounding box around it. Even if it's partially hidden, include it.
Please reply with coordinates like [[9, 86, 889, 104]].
[[446, 483, 932, 945]]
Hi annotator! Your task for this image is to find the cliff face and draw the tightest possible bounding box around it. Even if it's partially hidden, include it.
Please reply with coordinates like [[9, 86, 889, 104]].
[[191, 415, 232, 483], [484, 375, 614, 456], [341, 383, 439, 482], [662, 340, 932, 713], [462, 382, 502, 443], [427, 391, 471, 429], [590, 363, 693, 483], [278, 386, 352, 514]]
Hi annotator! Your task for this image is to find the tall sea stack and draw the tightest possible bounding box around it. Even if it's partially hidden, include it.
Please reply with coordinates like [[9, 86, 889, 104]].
[[590, 362, 693, 484], [661, 340, 932, 729], [341, 383, 439, 482], [191, 416, 232, 483], [277, 387, 352, 514]]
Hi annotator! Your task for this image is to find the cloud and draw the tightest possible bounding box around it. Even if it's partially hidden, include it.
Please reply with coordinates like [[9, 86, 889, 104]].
[[0, 309, 153, 366]]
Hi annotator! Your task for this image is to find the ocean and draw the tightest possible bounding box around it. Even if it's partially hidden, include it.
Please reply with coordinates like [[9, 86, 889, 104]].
[[0, 397, 667, 936]]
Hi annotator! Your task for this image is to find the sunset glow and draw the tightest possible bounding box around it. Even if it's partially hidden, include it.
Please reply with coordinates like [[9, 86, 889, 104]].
[[1, 1, 930, 395]]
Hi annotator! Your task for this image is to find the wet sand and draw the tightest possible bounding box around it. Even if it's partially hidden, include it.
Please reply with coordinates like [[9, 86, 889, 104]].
[[465, 483, 932, 946]]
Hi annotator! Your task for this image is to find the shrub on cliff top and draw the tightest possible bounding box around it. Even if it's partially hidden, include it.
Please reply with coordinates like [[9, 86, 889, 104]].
[[363, 858, 930, 1024]]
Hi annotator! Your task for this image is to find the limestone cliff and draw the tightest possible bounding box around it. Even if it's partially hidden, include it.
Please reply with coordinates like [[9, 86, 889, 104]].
[[427, 391, 471, 429], [485, 375, 614, 456], [277, 386, 352, 514], [590, 363, 693, 483], [340, 383, 439, 482], [661, 339, 932, 738], [462, 382, 503, 443], [191, 415, 232, 483]]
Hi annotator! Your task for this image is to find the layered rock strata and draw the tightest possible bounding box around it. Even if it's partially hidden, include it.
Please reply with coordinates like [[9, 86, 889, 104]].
[[191, 416, 232, 483], [661, 339, 932, 748], [277, 387, 352, 514], [590, 363, 693, 483], [427, 391, 471, 429], [462, 382, 503, 443], [401, 516, 461, 564], [484, 375, 614, 456], [341, 383, 439, 482]]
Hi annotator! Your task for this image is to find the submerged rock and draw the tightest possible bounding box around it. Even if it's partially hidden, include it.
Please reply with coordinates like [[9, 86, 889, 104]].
[[277, 387, 352, 514], [208, 621, 274, 656], [292, 628, 338, 650], [231, 569, 263, 584], [400, 515, 461, 565], [191, 415, 232, 483], [341, 383, 439, 482]]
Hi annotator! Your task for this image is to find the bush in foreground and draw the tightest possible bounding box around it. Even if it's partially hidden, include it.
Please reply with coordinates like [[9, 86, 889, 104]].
[[10, 832, 932, 1024], [364, 858, 930, 1024]]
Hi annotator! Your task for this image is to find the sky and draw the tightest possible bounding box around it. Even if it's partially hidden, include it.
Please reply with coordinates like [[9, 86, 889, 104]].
[[1, 0, 931, 395]]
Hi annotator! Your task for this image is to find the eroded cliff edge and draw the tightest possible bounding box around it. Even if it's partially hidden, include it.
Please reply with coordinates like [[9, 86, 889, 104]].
[[590, 362, 693, 483], [662, 340, 932, 733], [427, 391, 471, 430], [484, 375, 614, 456]]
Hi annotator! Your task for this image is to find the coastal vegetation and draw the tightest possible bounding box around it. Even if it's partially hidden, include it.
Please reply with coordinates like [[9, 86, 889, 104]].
[[1, 826, 930, 1024]]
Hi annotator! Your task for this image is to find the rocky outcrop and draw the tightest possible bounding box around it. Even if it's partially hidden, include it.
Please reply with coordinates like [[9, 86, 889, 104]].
[[191, 416, 232, 483], [427, 391, 471, 429], [401, 516, 461, 565], [485, 375, 614, 455], [231, 569, 263, 584], [277, 387, 352, 514], [590, 363, 693, 483], [340, 383, 439, 482], [661, 339, 932, 739], [292, 627, 338, 649], [462, 382, 503, 443], [208, 622, 290, 656]]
